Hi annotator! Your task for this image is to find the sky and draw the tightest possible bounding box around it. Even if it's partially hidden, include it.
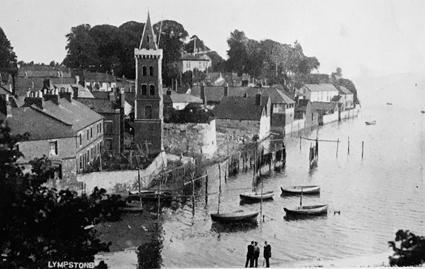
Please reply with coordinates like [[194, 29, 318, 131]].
[[1, 0, 425, 79]]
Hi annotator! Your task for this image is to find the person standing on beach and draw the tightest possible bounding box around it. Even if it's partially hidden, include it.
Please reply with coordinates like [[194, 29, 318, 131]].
[[253, 242, 260, 267], [263, 241, 271, 267], [245, 241, 255, 267]]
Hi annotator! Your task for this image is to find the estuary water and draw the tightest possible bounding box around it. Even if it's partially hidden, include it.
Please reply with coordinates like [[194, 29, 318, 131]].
[[159, 76, 425, 267]]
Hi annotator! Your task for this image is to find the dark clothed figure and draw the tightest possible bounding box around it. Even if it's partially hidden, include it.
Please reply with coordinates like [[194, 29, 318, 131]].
[[253, 242, 260, 267], [264, 241, 272, 267], [245, 241, 255, 267]]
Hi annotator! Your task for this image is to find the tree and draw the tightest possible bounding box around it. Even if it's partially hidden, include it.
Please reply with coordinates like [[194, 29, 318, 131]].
[[90, 25, 123, 75], [0, 27, 17, 69], [0, 121, 124, 268], [63, 24, 99, 70], [226, 30, 249, 75], [388, 230, 425, 266], [153, 20, 188, 86]]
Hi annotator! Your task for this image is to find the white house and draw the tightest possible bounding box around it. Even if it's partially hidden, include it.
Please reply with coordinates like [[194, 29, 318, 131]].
[[299, 83, 339, 102]]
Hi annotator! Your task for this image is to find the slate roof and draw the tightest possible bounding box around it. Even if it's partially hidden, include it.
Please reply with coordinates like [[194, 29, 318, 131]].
[[83, 71, 116, 83], [7, 106, 75, 140], [214, 95, 269, 121], [245, 87, 295, 104], [190, 86, 247, 103], [0, 85, 13, 95], [163, 91, 202, 104], [77, 98, 117, 114], [91, 91, 110, 100], [338, 86, 353, 95], [303, 83, 339, 93], [124, 92, 135, 105], [15, 77, 76, 96]]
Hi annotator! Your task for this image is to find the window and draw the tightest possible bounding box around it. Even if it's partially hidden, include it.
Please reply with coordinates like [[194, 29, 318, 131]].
[[149, 66, 154, 76], [79, 134, 82, 146], [141, 84, 147, 95], [86, 130, 89, 140], [79, 156, 83, 170], [99, 122, 102, 133], [90, 128, 93, 138], [142, 66, 147, 76], [145, 105, 153, 119], [105, 139, 113, 151], [150, 85, 155, 96], [49, 141, 58, 155], [104, 121, 113, 135]]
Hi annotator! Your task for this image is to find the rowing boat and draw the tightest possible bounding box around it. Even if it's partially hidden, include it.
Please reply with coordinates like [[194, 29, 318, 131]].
[[211, 210, 259, 223], [280, 185, 320, 195], [365, 120, 376, 125], [239, 191, 274, 202], [284, 204, 328, 216]]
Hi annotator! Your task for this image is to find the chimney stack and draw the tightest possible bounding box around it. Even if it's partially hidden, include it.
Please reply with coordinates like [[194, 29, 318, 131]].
[[59, 92, 72, 102], [224, 83, 229, 97], [72, 86, 78, 99], [200, 83, 207, 105], [43, 89, 59, 105], [24, 90, 44, 109], [255, 93, 261, 106]]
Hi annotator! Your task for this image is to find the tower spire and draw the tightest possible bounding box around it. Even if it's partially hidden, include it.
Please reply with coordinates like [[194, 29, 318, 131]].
[[139, 12, 158, 50]]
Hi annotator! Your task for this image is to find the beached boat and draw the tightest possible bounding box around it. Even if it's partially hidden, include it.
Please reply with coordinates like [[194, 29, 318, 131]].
[[127, 190, 172, 202], [281, 185, 320, 195], [240, 191, 274, 202], [284, 204, 328, 216], [119, 201, 144, 213], [211, 163, 259, 224], [211, 210, 259, 223], [365, 120, 376, 125], [386, 102, 392, 105]]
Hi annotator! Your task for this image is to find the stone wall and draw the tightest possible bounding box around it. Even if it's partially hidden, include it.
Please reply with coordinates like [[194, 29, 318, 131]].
[[163, 120, 217, 158], [285, 118, 306, 135], [77, 151, 167, 193], [216, 118, 260, 141]]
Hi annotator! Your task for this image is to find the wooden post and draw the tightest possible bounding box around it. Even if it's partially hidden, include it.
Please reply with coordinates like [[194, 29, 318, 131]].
[[205, 174, 208, 207], [299, 136, 302, 151], [336, 138, 339, 158], [191, 172, 195, 217], [224, 161, 228, 182], [138, 169, 142, 208], [347, 136, 350, 155], [218, 164, 221, 214], [362, 141, 364, 159]]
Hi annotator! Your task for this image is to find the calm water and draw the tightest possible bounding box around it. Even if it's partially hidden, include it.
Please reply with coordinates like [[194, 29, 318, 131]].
[[158, 78, 425, 267]]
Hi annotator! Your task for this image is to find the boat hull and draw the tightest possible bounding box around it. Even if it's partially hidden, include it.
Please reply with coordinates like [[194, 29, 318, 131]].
[[239, 191, 274, 202], [210, 210, 259, 223], [281, 186, 320, 195], [284, 204, 328, 216], [127, 190, 172, 202]]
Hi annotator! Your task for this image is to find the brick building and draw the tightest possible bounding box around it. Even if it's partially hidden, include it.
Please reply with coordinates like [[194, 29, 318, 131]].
[[134, 13, 164, 156]]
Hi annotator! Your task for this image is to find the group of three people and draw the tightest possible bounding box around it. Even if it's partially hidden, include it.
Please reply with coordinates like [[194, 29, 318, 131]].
[[245, 241, 272, 267]]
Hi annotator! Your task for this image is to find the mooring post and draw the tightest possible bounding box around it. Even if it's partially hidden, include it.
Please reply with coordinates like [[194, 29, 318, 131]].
[[348, 136, 350, 155], [299, 136, 302, 151], [336, 138, 339, 158], [362, 141, 364, 159], [191, 172, 195, 217], [224, 161, 228, 182], [205, 174, 208, 207]]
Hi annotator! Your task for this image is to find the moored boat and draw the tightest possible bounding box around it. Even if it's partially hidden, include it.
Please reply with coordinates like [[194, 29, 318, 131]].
[[284, 204, 328, 216], [211, 210, 259, 223], [240, 191, 274, 202], [365, 120, 376, 125], [281, 185, 320, 195]]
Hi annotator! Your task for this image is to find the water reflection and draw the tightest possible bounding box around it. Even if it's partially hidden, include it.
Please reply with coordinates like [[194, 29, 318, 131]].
[[283, 214, 328, 222], [211, 221, 258, 233]]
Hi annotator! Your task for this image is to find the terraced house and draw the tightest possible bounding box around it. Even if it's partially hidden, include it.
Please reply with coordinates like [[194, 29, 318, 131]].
[[4, 88, 104, 185]]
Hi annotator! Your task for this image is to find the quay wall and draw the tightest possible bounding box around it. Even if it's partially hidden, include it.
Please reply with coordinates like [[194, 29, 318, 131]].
[[339, 106, 360, 120], [322, 111, 339, 125], [76, 151, 167, 193], [285, 118, 306, 135]]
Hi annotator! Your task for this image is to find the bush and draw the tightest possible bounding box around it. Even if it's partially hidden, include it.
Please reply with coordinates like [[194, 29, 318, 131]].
[[388, 230, 425, 266]]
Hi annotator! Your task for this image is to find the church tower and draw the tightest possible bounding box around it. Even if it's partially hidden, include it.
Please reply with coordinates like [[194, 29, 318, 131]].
[[134, 13, 163, 155]]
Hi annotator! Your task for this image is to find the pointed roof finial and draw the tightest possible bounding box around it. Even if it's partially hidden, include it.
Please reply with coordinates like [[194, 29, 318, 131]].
[[139, 11, 158, 50]]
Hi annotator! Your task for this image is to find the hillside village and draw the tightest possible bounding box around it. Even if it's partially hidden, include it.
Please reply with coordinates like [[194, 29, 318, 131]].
[[0, 14, 360, 193]]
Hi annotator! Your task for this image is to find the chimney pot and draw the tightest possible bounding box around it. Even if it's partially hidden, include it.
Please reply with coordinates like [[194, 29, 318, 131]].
[[200, 83, 207, 105]]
